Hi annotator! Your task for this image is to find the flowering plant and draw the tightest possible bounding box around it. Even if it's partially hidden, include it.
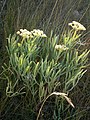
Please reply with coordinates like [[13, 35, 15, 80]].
[[3, 26, 89, 119]]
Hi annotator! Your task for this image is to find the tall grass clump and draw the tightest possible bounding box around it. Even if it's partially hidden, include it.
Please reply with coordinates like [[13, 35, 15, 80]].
[[1, 20, 89, 120]]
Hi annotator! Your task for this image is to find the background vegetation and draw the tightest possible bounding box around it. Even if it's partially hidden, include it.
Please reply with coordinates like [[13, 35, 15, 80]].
[[0, 0, 90, 120]]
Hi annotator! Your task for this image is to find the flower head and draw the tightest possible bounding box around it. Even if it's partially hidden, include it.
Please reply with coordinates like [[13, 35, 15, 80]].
[[68, 21, 86, 31], [17, 29, 32, 38], [55, 44, 69, 51], [16, 31, 20, 34], [32, 29, 47, 38], [16, 29, 47, 38]]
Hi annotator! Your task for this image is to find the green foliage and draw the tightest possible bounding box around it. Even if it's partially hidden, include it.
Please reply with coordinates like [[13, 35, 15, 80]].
[[1, 28, 89, 119]]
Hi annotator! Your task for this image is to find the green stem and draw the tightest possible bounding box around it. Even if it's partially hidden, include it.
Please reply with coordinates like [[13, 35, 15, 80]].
[[73, 30, 77, 38]]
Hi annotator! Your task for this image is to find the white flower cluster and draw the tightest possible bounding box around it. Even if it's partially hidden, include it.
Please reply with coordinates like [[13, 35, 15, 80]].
[[31, 29, 47, 38], [55, 44, 69, 51], [17, 29, 47, 38], [68, 21, 86, 31]]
